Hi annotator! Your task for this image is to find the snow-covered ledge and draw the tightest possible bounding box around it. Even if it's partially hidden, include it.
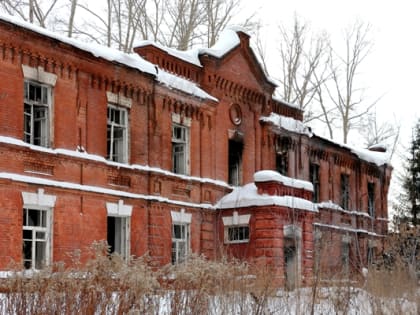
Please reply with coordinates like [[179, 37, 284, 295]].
[[254, 170, 313, 200]]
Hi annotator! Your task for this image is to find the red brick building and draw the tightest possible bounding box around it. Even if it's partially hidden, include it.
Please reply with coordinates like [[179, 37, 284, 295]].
[[0, 15, 392, 286]]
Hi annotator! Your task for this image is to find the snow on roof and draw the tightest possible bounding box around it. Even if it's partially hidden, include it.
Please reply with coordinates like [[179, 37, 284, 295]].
[[318, 136, 391, 167], [156, 69, 218, 101], [198, 28, 241, 58], [260, 111, 390, 167], [216, 183, 317, 212], [0, 136, 230, 189], [0, 14, 218, 102], [314, 222, 383, 237], [272, 93, 301, 110], [134, 40, 202, 66], [318, 201, 372, 219], [254, 170, 313, 191], [0, 14, 157, 76], [260, 112, 313, 137]]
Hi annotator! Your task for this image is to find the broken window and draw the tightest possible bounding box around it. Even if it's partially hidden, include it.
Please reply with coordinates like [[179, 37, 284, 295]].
[[107, 216, 130, 260], [172, 223, 189, 264], [24, 80, 51, 147], [310, 163, 320, 203], [228, 139, 243, 186], [227, 226, 249, 243], [22, 208, 50, 269], [172, 124, 189, 174], [341, 174, 350, 209], [107, 105, 128, 163], [368, 182, 375, 217], [276, 137, 291, 175]]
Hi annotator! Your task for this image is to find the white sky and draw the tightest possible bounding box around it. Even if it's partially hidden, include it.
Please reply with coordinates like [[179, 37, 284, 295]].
[[242, 0, 419, 150], [240, 0, 420, 213]]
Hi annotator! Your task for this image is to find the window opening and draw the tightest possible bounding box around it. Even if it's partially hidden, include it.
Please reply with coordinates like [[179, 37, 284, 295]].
[[107, 105, 128, 162], [22, 208, 49, 269], [227, 226, 249, 243], [24, 81, 51, 147], [228, 139, 243, 186], [172, 124, 189, 174], [276, 137, 290, 175], [368, 182, 375, 217], [310, 163, 320, 203], [172, 223, 189, 264], [107, 216, 129, 259], [341, 174, 350, 209]]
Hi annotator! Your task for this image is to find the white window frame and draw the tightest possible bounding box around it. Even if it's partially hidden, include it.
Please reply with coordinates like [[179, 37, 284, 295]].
[[223, 211, 251, 244], [171, 113, 190, 175], [106, 200, 132, 260], [171, 209, 191, 264], [23, 80, 52, 147], [22, 65, 56, 148], [107, 104, 129, 163], [21, 189, 56, 270]]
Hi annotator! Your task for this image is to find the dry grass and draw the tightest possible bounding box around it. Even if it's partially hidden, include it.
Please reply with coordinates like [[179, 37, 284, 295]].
[[0, 237, 419, 314]]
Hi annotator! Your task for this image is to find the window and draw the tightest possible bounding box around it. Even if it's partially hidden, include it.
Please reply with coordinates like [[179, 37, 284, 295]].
[[223, 211, 251, 244], [106, 200, 132, 260], [24, 80, 51, 147], [368, 182, 375, 217], [341, 241, 350, 273], [276, 137, 291, 175], [107, 216, 130, 259], [227, 226, 249, 243], [172, 223, 189, 264], [21, 189, 55, 270], [172, 124, 189, 174], [310, 163, 320, 203], [228, 140, 243, 186], [107, 105, 128, 163], [22, 208, 50, 269], [341, 174, 350, 209]]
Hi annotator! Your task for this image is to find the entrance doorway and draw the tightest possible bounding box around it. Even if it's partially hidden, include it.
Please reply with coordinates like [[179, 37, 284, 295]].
[[284, 237, 298, 290]]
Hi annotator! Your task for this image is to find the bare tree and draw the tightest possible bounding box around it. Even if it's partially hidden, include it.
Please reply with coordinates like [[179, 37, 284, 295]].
[[205, 0, 239, 47], [0, 0, 60, 27], [361, 109, 400, 159], [325, 21, 376, 144], [273, 16, 330, 122]]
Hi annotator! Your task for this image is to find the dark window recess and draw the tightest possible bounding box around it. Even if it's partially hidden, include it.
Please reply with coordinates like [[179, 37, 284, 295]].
[[341, 174, 350, 209], [276, 153, 288, 175], [310, 163, 320, 203], [276, 137, 291, 175], [368, 182, 375, 217], [227, 226, 249, 242], [107, 216, 116, 254], [228, 140, 243, 186]]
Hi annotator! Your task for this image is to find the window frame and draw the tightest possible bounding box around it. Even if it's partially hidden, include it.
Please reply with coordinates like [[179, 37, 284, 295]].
[[226, 225, 250, 244], [22, 206, 52, 270], [310, 163, 320, 203], [172, 123, 189, 175], [107, 215, 130, 260], [367, 182, 375, 217], [171, 222, 190, 264], [23, 80, 52, 147], [228, 139, 243, 186], [107, 104, 129, 163], [340, 173, 350, 209]]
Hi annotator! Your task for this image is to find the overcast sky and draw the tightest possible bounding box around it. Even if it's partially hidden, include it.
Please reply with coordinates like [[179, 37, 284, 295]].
[[239, 0, 419, 210], [242, 0, 419, 151]]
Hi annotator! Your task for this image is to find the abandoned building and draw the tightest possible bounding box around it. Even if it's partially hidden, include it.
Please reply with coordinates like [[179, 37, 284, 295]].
[[0, 14, 392, 286]]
